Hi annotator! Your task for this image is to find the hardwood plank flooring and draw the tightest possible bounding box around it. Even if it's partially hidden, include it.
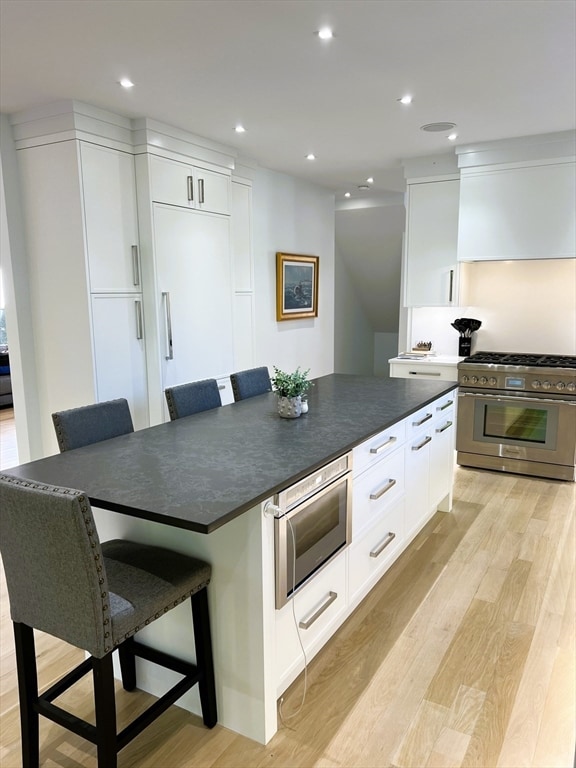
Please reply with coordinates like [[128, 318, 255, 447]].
[[0, 410, 574, 767]]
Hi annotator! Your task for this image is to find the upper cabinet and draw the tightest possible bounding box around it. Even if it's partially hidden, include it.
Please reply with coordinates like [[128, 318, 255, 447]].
[[80, 143, 141, 292], [404, 178, 460, 307], [149, 154, 231, 215], [457, 159, 576, 261]]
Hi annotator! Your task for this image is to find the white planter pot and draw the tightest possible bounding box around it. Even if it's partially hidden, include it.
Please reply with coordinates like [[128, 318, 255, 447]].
[[277, 395, 302, 419]]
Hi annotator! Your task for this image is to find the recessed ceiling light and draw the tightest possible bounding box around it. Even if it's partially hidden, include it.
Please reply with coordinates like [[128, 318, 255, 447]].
[[357, 184, 370, 191], [398, 95, 412, 105], [235, 124, 246, 133], [366, 177, 374, 184], [316, 27, 334, 40], [306, 153, 316, 161], [420, 122, 457, 132], [119, 78, 134, 89], [447, 133, 458, 141], [344, 192, 351, 198]]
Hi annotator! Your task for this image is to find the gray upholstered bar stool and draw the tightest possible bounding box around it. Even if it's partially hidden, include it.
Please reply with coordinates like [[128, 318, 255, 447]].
[[52, 398, 134, 452], [0, 473, 217, 768], [230, 366, 272, 401], [165, 379, 222, 420]]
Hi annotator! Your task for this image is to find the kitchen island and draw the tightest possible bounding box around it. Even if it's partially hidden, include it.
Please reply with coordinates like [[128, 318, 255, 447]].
[[7, 374, 458, 744]]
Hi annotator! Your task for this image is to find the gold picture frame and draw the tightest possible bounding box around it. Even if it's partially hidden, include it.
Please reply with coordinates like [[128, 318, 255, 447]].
[[276, 252, 319, 321]]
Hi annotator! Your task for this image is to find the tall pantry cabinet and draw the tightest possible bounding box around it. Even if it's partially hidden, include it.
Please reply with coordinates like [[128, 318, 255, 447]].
[[16, 139, 148, 455]]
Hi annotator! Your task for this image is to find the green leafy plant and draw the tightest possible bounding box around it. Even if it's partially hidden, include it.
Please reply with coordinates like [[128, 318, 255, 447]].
[[271, 366, 313, 398]]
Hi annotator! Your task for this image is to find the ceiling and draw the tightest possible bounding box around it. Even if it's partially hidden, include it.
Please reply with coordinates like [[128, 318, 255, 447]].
[[1, 0, 574, 200], [1, 0, 574, 337]]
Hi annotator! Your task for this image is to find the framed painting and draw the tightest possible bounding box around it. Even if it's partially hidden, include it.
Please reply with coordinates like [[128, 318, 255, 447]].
[[276, 252, 319, 321]]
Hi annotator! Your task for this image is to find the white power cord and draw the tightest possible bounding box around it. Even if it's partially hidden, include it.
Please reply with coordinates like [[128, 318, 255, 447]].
[[278, 515, 308, 726]]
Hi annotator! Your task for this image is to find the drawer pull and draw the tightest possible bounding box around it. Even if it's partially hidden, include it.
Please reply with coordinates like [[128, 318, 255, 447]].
[[409, 371, 441, 376], [218, 384, 226, 391], [370, 532, 396, 558], [370, 478, 397, 500], [369, 435, 397, 454], [298, 591, 338, 630], [436, 399, 454, 411], [412, 435, 432, 451], [436, 420, 453, 434], [412, 413, 433, 426], [187, 175, 194, 201]]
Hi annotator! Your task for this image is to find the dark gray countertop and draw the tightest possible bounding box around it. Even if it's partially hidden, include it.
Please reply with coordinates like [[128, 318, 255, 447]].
[[7, 374, 457, 533]]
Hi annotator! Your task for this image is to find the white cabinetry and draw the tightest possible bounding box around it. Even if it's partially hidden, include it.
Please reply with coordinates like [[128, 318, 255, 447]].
[[16, 139, 149, 454], [389, 357, 460, 381], [149, 154, 230, 215], [153, 204, 234, 405], [80, 143, 141, 292], [405, 392, 455, 540], [457, 160, 576, 261], [404, 178, 460, 307]]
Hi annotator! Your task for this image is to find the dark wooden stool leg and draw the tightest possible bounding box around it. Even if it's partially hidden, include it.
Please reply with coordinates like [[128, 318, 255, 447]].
[[191, 589, 217, 728], [92, 653, 118, 768], [13, 622, 39, 768], [118, 635, 137, 691]]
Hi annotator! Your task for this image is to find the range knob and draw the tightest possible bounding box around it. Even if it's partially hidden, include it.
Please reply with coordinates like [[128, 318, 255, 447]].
[[556, 382, 566, 391], [541, 381, 551, 390], [532, 380, 541, 389], [480, 376, 488, 385], [567, 382, 576, 392], [489, 377, 497, 386], [470, 376, 478, 384], [461, 375, 469, 384]]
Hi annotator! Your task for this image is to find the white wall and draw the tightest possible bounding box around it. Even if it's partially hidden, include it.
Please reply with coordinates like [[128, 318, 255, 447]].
[[374, 333, 399, 377], [251, 167, 336, 378], [334, 242, 374, 374], [410, 259, 576, 355]]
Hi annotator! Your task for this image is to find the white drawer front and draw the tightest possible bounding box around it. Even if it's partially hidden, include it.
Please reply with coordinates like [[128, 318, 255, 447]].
[[353, 422, 406, 478], [390, 363, 458, 381], [352, 446, 405, 538], [216, 375, 234, 406], [275, 554, 347, 693], [432, 392, 456, 421], [349, 497, 405, 605], [406, 402, 436, 437]]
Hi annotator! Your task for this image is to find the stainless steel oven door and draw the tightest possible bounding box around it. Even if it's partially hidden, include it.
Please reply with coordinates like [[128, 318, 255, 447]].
[[457, 391, 576, 471], [275, 471, 352, 609]]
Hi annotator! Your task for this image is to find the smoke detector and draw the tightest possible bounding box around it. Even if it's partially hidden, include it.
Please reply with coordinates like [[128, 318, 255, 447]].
[[420, 122, 457, 133]]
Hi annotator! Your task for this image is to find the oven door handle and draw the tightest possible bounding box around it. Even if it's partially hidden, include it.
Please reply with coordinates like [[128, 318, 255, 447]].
[[458, 392, 575, 407]]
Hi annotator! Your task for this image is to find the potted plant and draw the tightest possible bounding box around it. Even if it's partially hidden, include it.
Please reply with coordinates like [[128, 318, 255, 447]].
[[271, 366, 313, 418]]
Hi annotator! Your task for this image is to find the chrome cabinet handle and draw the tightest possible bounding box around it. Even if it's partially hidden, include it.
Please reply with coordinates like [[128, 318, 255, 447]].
[[134, 299, 143, 340], [218, 384, 226, 391], [412, 413, 433, 426], [131, 245, 140, 286], [162, 291, 173, 360], [370, 532, 396, 558], [370, 435, 397, 454], [370, 478, 397, 500], [449, 268, 454, 302], [298, 591, 338, 630], [412, 435, 432, 451], [187, 175, 194, 202], [409, 371, 441, 376], [436, 420, 453, 434], [198, 178, 205, 204], [437, 400, 454, 411]]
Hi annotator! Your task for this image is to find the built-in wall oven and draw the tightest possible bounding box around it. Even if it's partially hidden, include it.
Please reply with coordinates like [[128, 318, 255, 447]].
[[271, 452, 352, 608], [456, 352, 576, 481]]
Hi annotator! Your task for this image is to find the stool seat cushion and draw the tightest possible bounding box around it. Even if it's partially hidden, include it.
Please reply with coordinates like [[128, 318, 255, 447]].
[[102, 540, 211, 645]]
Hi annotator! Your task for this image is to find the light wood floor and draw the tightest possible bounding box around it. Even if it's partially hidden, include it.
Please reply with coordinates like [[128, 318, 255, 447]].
[[0, 408, 574, 767]]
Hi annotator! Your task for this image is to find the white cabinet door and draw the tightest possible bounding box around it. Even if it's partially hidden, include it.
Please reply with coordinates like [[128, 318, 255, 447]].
[[154, 205, 234, 390], [458, 162, 576, 261], [404, 426, 432, 540], [80, 143, 141, 292], [149, 155, 230, 215], [91, 295, 149, 430], [429, 409, 455, 510], [404, 179, 460, 307]]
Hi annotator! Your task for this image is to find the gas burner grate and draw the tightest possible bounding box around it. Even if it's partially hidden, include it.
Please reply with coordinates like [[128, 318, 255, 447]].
[[462, 352, 576, 369]]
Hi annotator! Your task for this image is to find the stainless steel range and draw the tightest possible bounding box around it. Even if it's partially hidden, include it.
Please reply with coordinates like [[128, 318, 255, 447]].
[[456, 352, 576, 481]]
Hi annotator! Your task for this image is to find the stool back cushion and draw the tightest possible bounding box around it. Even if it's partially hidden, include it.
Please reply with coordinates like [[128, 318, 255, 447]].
[[230, 367, 271, 401], [52, 399, 134, 452], [0, 474, 112, 657], [165, 379, 222, 420]]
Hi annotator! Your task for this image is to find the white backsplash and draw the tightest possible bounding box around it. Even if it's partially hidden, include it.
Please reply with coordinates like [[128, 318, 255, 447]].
[[410, 259, 576, 356]]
